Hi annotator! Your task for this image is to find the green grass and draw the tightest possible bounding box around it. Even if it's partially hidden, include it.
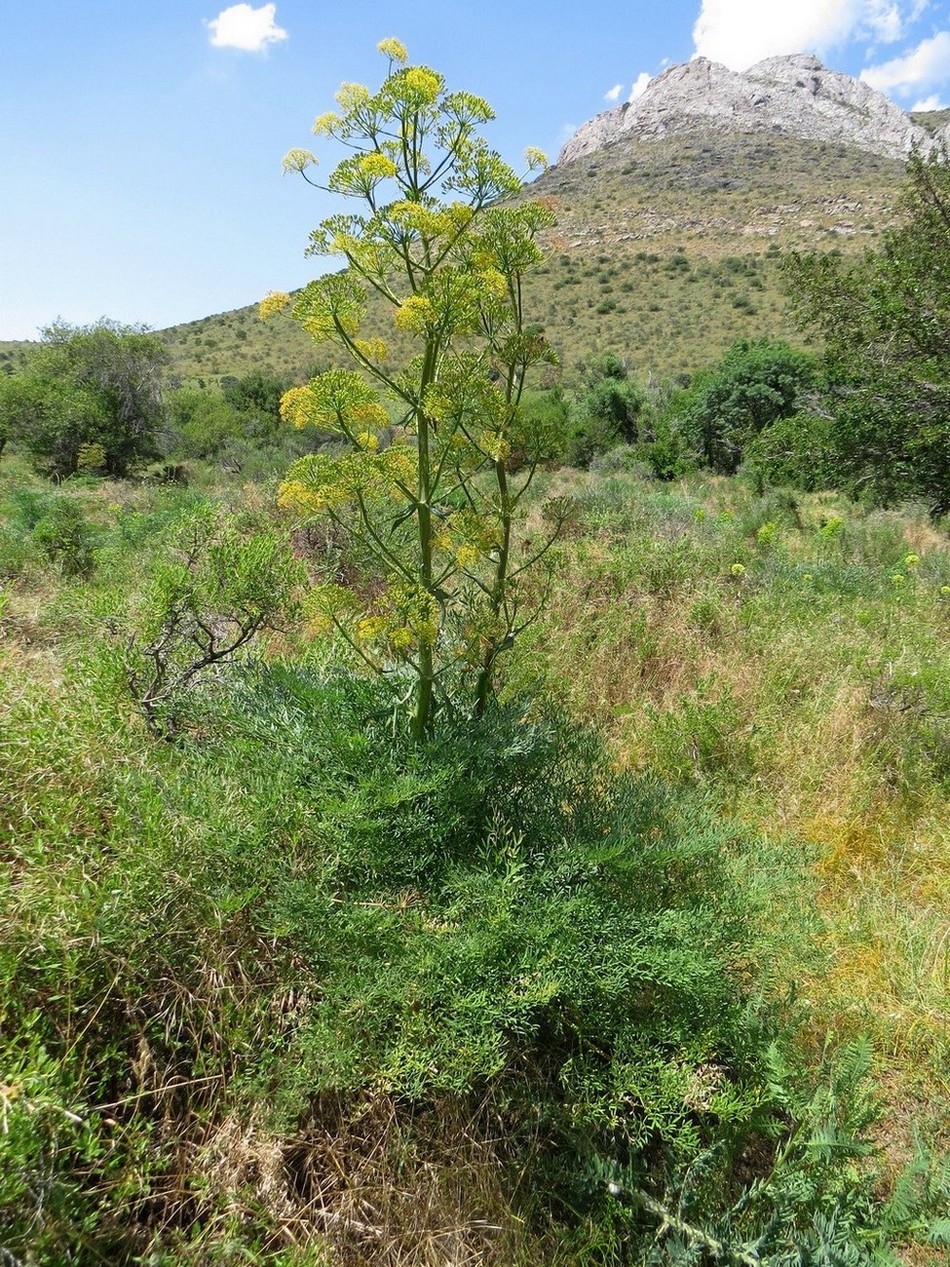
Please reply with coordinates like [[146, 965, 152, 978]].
[[2, 454, 949, 1263], [512, 471, 950, 1098]]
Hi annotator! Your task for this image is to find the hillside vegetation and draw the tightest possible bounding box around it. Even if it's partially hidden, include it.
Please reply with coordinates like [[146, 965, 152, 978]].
[[1, 129, 907, 390], [155, 132, 906, 388]]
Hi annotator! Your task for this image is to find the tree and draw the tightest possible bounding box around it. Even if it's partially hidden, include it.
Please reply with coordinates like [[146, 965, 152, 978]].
[[268, 40, 562, 740], [567, 352, 644, 466], [164, 385, 238, 460], [672, 339, 817, 475], [0, 320, 168, 477], [784, 152, 950, 512], [222, 369, 289, 441]]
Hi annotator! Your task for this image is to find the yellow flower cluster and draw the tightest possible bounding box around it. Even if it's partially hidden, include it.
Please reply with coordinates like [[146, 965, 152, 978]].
[[479, 431, 511, 462], [282, 148, 317, 175], [279, 386, 317, 429], [355, 615, 389, 644], [390, 581, 440, 648], [278, 443, 417, 518], [312, 111, 339, 136], [377, 37, 408, 64], [395, 294, 435, 333], [259, 291, 291, 321], [358, 151, 397, 180], [277, 479, 328, 514], [353, 337, 390, 363], [523, 146, 549, 171], [477, 267, 508, 303], [336, 82, 371, 112], [403, 67, 442, 104], [432, 509, 499, 571]]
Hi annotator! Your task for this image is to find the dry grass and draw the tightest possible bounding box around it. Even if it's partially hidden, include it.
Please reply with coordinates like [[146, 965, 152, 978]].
[[513, 472, 950, 1105]]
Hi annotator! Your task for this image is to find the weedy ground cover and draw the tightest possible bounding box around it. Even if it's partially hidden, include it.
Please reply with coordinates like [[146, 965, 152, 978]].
[[514, 470, 950, 1102], [1, 462, 948, 1264]]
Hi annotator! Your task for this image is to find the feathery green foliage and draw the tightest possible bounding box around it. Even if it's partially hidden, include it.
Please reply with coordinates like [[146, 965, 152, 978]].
[[272, 42, 560, 738]]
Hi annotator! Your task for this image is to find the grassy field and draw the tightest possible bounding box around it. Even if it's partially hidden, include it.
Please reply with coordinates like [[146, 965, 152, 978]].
[[2, 446, 948, 1262], [513, 468, 950, 1100], [2, 117, 948, 1264]]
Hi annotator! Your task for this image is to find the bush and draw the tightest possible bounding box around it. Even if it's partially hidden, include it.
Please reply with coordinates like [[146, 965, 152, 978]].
[[0, 664, 765, 1256], [672, 339, 818, 474], [0, 320, 169, 477], [32, 498, 98, 577], [566, 354, 645, 466], [4, 658, 949, 1260], [123, 504, 303, 736], [744, 409, 835, 491]]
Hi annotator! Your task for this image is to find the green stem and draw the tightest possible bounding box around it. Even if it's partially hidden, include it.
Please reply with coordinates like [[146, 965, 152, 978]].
[[473, 456, 512, 718]]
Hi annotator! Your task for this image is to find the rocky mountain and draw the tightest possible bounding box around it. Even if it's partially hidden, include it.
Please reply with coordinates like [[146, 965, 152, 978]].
[[559, 53, 947, 166]]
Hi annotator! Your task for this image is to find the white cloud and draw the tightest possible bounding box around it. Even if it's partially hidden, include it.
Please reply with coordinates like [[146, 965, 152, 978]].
[[630, 72, 652, 99], [205, 3, 287, 52], [692, 0, 928, 70], [861, 29, 950, 94], [865, 1, 903, 42], [910, 92, 947, 109], [604, 83, 624, 102]]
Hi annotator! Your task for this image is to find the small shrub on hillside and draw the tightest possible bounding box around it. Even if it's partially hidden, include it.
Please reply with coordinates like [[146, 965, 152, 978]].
[[32, 498, 98, 577], [744, 410, 836, 492], [123, 505, 303, 736]]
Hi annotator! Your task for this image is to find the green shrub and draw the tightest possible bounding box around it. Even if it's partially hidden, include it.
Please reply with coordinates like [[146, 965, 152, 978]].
[[32, 498, 98, 577], [744, 410, 835, 491], [672, 339, 818, 475]]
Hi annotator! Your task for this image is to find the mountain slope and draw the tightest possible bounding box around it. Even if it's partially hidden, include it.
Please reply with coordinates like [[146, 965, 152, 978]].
[[3, 57, 928, 386], [560, 53, 946, 165]]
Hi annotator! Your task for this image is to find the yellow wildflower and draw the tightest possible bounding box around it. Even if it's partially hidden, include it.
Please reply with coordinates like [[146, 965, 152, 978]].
[[377, 37, 408, 64], [403, 67, 441, 103], [353, 337, 389, 363], [277, 480, 322, 513], [259, 291, 291, 320], [282, 148, 316, 175], [480, 431, 511, 462], [336, 82, 371, 112], [358, 152, 398, 180], [730, 563, 746, 577], [279, 386, 316, 429], [395, 294, 435, 333], [389, 626, 413, 652], [356, 615, 388, 644], [312, 111, 339, 136]]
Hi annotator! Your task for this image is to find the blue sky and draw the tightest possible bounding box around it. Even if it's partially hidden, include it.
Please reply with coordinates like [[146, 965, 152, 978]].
[[2, 0, 948, 341]]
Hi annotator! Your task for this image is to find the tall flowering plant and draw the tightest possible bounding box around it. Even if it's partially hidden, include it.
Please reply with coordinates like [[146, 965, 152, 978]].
[[267, 40, 563, 740]]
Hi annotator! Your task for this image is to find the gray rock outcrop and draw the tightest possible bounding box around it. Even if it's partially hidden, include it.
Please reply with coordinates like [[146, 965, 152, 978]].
[[559, 54, 948, 166]]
